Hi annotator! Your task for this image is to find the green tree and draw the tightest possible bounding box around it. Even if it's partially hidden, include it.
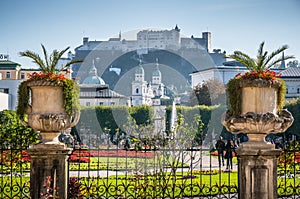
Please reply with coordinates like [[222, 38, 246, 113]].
[[284, 98, 300, 137], [0, 110, 39, 173], [287, 60, 299, 67], [0, 110, 38, 149], [190, 79, 226, 106]]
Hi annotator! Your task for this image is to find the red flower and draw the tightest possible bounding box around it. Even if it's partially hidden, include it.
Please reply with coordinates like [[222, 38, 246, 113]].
[[235, 70, 280, 81], [27, 72, 67, 82]]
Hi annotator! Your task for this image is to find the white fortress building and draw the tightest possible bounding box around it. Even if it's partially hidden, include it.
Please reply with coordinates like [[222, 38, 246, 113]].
[[77, 25, 212, 53]]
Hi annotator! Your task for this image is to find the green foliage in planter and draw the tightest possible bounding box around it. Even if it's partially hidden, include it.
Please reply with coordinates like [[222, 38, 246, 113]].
[[16, 78, 80, 119], [227, 78, 286, 116], [62, 79, 80, 116], [277, 78, 287, 111]]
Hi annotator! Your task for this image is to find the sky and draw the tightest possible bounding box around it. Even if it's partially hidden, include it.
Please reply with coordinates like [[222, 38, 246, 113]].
[[1, 0, 299, 68]]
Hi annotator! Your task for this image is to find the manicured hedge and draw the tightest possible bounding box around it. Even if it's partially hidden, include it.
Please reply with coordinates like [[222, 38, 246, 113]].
[[284, 98, 300, 137], [76, 105, 153, 135]]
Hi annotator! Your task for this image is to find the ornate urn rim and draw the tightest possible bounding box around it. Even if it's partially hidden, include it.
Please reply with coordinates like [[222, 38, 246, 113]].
[[238, 78, 282, 88]]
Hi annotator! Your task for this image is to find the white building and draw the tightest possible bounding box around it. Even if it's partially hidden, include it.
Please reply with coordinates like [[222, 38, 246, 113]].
[[279, 66, 300, 100], [190, 60, 285, 88], [190, 58, 300, 100], [0, 80, 22, 110], [131, 59, 154, 106], [0, 92, 9, 111], [131, 58, 172, 106], [0, 59, 22, 110], [137, 25, 181, 50], [80, 61, 131, 106], [76, 25, 212, 53]]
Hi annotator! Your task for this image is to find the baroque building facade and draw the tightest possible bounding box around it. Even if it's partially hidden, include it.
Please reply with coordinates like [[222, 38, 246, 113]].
[[79, 61, 131, 107], [131, 58, 171, 106]]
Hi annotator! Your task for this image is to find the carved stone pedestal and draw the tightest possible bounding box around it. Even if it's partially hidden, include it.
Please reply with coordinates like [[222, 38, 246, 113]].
[[222, 108, 293, 199], [237, 148, 281, 199], [27, 144, 72, 199]]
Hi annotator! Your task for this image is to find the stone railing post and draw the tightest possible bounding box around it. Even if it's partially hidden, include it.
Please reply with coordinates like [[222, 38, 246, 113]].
[[27, 144, 72, 199], [222, 87, 294, 199]]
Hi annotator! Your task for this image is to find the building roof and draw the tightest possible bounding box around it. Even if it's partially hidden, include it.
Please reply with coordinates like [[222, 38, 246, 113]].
[[279, 67, 300, 78], [0, 60, 21, 70], [96, 88, 127, 98], [79, 84, 128, 98]]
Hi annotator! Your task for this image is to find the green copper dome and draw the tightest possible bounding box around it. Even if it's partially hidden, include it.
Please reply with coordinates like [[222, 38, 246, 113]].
[[83, 62, 105, 85]]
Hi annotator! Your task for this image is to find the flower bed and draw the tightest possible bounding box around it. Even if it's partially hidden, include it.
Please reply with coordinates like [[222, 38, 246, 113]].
[[81, 149, 157, 159], [68, 149, 157, 164]]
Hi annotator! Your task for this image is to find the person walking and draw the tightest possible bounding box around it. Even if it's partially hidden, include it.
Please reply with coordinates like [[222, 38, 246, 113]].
[[225, 140, 234, 170], [215, 137, 225, 167]]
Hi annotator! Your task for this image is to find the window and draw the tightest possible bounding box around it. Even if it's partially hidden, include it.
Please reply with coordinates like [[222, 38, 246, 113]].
[[6, 72, 11, 79], [136, 88, 139, 94], [0, 88, 9, 94], [99, 102, 104, 105], [86, 102, 90, 106], [21, 72, 25, 79], [111, 102, 115, 105], [298, 88, 300, 94]]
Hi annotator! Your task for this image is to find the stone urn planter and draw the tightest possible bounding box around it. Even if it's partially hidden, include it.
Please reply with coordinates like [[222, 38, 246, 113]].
[[22, 80, 80, 144], [17, 44, 83, 199], [222, 42, 295, 199], [222, 78, 294, 149], [16, 44, 83, 145]]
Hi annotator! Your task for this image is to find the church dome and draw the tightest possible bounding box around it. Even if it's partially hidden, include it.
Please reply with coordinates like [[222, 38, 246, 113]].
[[83, 76, 105, 85], [83, 62, 105, 85], [152, 68, 161, 77], [135, 64, 144, 75], [152, 58, 161, 76]]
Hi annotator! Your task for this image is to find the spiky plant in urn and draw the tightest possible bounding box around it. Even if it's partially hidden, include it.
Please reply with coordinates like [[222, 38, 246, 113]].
[[17, 44, 83, 145], [222, 42, 294, 149]]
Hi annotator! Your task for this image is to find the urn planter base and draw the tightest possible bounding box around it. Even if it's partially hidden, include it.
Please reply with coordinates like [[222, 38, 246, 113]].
[[39, 131, 64, 145]]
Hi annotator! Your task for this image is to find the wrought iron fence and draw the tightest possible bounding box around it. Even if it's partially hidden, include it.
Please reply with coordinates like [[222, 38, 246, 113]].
[[67, 132, 239, 199], [1, 136, 300, 198], [277, 137, 300, 198], [0, 149, 30, 198]]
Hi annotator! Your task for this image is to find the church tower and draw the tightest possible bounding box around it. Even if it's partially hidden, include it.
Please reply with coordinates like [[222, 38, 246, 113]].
[[131, 58, 153, 106], [152, 58, 162, 85], [151, 58, 164, 97], [135, 59, 145, 82]]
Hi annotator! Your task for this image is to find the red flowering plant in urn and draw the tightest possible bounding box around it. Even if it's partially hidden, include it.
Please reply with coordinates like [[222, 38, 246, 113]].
[[17, 44, 83, 144], [222, 42, 295, 148]]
